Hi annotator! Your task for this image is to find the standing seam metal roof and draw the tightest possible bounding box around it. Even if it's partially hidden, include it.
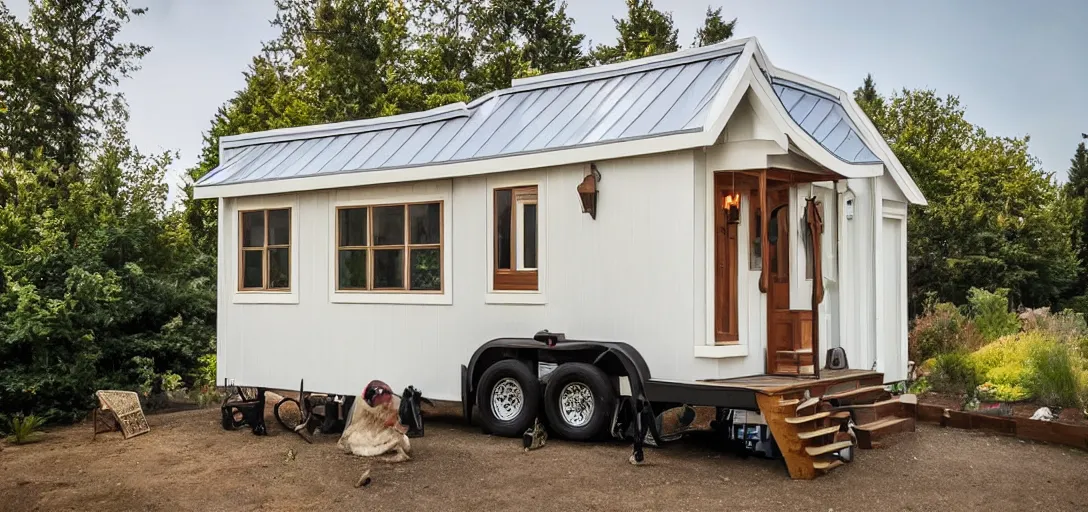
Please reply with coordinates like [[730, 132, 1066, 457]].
[[771, 79, 881, 164], [198, 50, 742, 187]]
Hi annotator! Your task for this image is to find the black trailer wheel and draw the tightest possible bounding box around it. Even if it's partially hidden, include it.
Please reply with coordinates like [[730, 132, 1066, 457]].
[[476, 359, 541, 437], [544, 363, 616, 441]]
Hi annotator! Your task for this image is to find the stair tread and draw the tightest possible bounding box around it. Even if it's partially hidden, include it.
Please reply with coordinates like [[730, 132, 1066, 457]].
[[828, 411, 852, 420], [785, 412, 829, 424], [822, 385, 886, 401], [796, 397, 820, 413], [778, 398, 801, 407], [813, 459, 844, 471], [836, 397, 901, 409], [855, 416, 912, 432], [805, 440, 854, 456], [797, 425, 841, 440]]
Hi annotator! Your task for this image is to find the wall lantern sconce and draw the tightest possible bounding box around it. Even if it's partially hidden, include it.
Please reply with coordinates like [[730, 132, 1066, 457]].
[[721, 192, 741, 224], [578, 163, 602, 219]]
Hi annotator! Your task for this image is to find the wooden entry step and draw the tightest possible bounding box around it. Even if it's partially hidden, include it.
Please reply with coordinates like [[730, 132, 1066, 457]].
[[854, 416, 916, 449], [785, 411, 829, 424], [805, 440, 853, 457], [797, 425, 841, 440], [834, 397, 909, 425], [821, 385, 888, 405]]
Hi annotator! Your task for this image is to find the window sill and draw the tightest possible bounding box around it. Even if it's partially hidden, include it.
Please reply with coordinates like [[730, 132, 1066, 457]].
[[331, 292, 452, 305], [485, 292, 547, 305], [694, 344, 748, 359], [232, 291, 299, 305]]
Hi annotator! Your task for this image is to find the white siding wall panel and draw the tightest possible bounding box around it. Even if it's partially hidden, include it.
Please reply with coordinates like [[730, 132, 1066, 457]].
[[219, 151, 704, 400]]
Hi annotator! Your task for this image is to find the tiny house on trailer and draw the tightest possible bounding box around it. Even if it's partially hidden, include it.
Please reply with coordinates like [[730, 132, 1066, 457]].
[[194, 38, 926, 479]]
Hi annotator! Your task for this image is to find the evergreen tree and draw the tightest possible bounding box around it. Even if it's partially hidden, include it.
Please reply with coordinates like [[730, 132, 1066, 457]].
[[853, 74, 884, 119], [693, 6, 735, 47], [863, 84, 1077, 309], [1062, 134, 1088, 303], [591, 0, 679, 64]]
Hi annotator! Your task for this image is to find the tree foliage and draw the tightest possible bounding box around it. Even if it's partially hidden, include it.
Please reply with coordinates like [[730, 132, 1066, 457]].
[[0, 1, 214, 422], [590, 0, 679, 64], [693, 6, 735, 47], [856, 77, 1078, 310]]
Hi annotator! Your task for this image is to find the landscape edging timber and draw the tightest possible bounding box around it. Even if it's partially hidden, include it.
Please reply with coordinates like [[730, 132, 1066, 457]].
[[907, 402, 1088, 451]]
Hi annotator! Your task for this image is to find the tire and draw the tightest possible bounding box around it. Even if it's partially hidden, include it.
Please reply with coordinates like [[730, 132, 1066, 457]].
[[544, 363, 616, 441], [476, 359, 541, 437]]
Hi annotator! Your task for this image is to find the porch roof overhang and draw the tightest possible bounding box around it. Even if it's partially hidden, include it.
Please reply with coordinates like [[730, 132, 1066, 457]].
[[192, 38, 925, 206]]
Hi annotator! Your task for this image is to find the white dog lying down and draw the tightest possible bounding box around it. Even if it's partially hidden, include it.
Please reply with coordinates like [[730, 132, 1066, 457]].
[[337, 380, 411, 462]]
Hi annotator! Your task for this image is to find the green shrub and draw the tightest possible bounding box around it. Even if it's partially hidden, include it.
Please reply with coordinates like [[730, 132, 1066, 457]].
[[188, 355, 221, 408], [161, 371, 183, 393], [1027, 309, 1088, 347], [966, 288, 1021, 342], [975, 382, 1030, 402], [929, 352, 978, 395], [3, 414, 45, 444], [1028, 342, 1085, 408], [909, 301, 984, 362]]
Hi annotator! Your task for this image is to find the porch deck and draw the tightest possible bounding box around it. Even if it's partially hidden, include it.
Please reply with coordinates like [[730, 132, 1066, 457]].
[[643, 369, 883, 411], [698, 369, 882, 395]]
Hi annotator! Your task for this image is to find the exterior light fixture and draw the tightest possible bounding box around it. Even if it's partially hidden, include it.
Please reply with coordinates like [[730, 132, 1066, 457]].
[[578, 163, 602, 219], [721, 192, 741, 224]]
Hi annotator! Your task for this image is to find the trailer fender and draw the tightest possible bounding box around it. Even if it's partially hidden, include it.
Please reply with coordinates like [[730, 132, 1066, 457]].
[[462, 337, 653, 415]]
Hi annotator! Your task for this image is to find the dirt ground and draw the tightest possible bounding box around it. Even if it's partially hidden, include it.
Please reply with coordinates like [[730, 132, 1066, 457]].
[[1, 406, 1087, 512]]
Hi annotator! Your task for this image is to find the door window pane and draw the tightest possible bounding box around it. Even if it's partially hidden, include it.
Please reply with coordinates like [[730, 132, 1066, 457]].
[[339, 207, 367, 247], [372, 206, 405, 246], [410, 248, 441, 291], [242, 250, 263, 288], [338, 249, 367, 289], [241, 211, 264, 247], [267, 209, 291, 246], [267, 248, 290, 289], [409, 203, 441, 245], [373, 249, 404, 288], [522, 203, 537, 269], [495, 189, 512, 270]]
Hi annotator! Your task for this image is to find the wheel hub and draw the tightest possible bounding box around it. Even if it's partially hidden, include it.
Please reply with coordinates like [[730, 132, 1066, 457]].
[[558, 382, 594, 427], [490, 377, 524, 421]]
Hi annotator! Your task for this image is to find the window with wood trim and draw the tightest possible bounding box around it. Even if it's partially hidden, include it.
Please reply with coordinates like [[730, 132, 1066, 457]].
[[494, 186, 538, 291], [715, 180, 740, 344], [239, 208, 291, 291], [336, 202, 442, 292]]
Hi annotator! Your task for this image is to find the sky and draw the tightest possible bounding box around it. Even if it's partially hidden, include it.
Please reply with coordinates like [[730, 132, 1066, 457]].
[[7, 0, 1088, 193]]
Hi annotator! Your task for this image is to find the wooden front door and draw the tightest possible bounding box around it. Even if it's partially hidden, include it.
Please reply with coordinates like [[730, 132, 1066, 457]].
[[765, 188, 814, 374]]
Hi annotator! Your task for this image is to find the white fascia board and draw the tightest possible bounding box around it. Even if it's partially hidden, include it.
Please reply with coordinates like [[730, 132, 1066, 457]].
[[771, 68, 926, 206], [193, 131, 705, 199], [743, 65, 883, 180], [220, 102, 470, 149]]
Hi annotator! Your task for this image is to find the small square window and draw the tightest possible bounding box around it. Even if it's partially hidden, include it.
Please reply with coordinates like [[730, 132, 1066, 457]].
[[238, 208, 292, 291]]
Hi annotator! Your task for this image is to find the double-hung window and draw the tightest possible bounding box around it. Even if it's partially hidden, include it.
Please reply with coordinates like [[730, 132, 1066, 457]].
[[336, 202, 443, 292], [493, 186, 539, 291], [239, 208, 291, 291]]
